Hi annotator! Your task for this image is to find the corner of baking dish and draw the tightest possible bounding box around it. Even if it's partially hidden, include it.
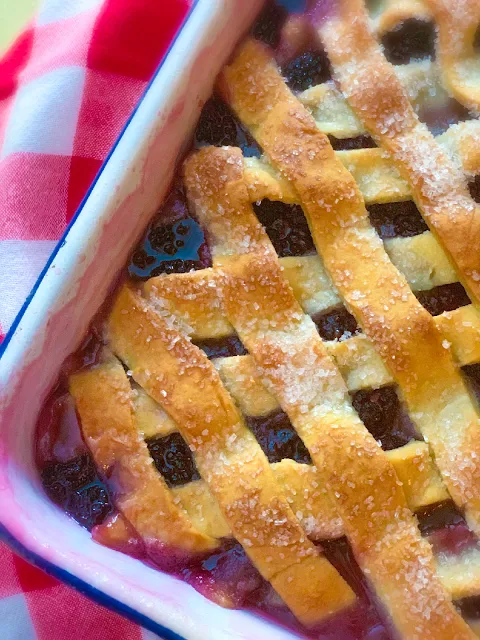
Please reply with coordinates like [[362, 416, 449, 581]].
[[0, 1, 298, 639]]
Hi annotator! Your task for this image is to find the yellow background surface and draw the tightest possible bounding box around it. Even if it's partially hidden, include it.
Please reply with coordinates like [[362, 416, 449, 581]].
[[0, 0, 40, 55]]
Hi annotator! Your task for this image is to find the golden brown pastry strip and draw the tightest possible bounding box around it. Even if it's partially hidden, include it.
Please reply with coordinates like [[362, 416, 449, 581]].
[[107, 284, 355, 626], [245, 119, 480, 206], [69, 355, 216, 556], [145, 247, 480, 367], [221, 39, 480, 541], [183, 145, 469, 639]]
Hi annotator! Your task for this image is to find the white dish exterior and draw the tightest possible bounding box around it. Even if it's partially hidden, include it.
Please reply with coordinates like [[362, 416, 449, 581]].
[[0, 2, 302, 638]]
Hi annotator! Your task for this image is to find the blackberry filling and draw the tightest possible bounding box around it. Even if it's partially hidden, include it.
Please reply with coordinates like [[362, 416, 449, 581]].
[[468, 175, 480, 203], [312, 306, 361, 342], [382, 19, 436, 65], [253, 200, 315, 257], [129, 188, 211, 280], [329, 135, 377, 151], [195, 97, 261, 157], [416, 282, 471, 316], [351, 386, 419, 450], [247, 409, 312, 464], [282, 48, 331, 92], [367, 200, 428, 239], [416, 501, 477, 556], [194, 335, 248, 359], [251, 0, 288, 48], [41, 454, 113, 530], [147, 432, 201, 487]]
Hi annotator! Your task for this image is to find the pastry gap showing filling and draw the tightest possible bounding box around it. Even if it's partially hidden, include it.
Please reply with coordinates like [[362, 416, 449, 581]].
[[351, 386, 420, 451], [416, 501, 479, 557], [311, 306, 361, 342], [368, 199, 473, 316], [147, 433, 201, 487], [194, 97, 262, 158], [381, 19, 437, 65], [246, 410, 312, 464], [328, 134, 377, 151], [252, 200, 316, 257], [416, 283, 472, 316], [194, 335, 248, 359], [462, 364, 480, 407], [367, 200, 428, 239], [129, 186, 212, 280]]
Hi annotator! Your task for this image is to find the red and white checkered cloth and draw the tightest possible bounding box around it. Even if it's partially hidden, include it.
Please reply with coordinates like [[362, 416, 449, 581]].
[[0, 0, 191, 637]]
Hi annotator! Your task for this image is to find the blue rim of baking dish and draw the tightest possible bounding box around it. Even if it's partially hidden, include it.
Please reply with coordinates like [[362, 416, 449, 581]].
[[0, 0, 306, 636], [0, 523, 185, 640]]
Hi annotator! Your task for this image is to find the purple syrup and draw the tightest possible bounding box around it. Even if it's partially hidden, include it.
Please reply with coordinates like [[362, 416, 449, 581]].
[[318, 538, 392, 639], [381, 19, 436, 65], [247, 409, 312, 464], [367, 200, 428, 239], [416, 282, 471, 316], [129, 186, 211, 280], [312, 306, 361, 342], [182, 537, 392, 640], [147, 432, 200, 487], [253, 199, 316, 257], [416, 501, 478, 556], [194, 334, 248, 359], [329, 135, 377, 151], [181, 541, 269, 609], [351, 386, 420, 451]]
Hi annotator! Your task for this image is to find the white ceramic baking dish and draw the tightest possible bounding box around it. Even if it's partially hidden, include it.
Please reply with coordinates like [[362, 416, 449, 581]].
[[0, 1, 307, 638]]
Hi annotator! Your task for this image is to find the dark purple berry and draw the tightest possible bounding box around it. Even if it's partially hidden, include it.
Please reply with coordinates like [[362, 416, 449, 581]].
[[195, 98, 261, 157], [382, 19, 436, 65], [129, 187, 212, 280], [41, 454, 113, 530], [312, 306, 360, 342], [147, 433, 200, 487], [253, 200, 315, 257], [251, 1, 288, 48], [367, 200, 428, 239], [416, 282, 470, 316], [283, 49, 331, 92], [351, 386, 419, 450]]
